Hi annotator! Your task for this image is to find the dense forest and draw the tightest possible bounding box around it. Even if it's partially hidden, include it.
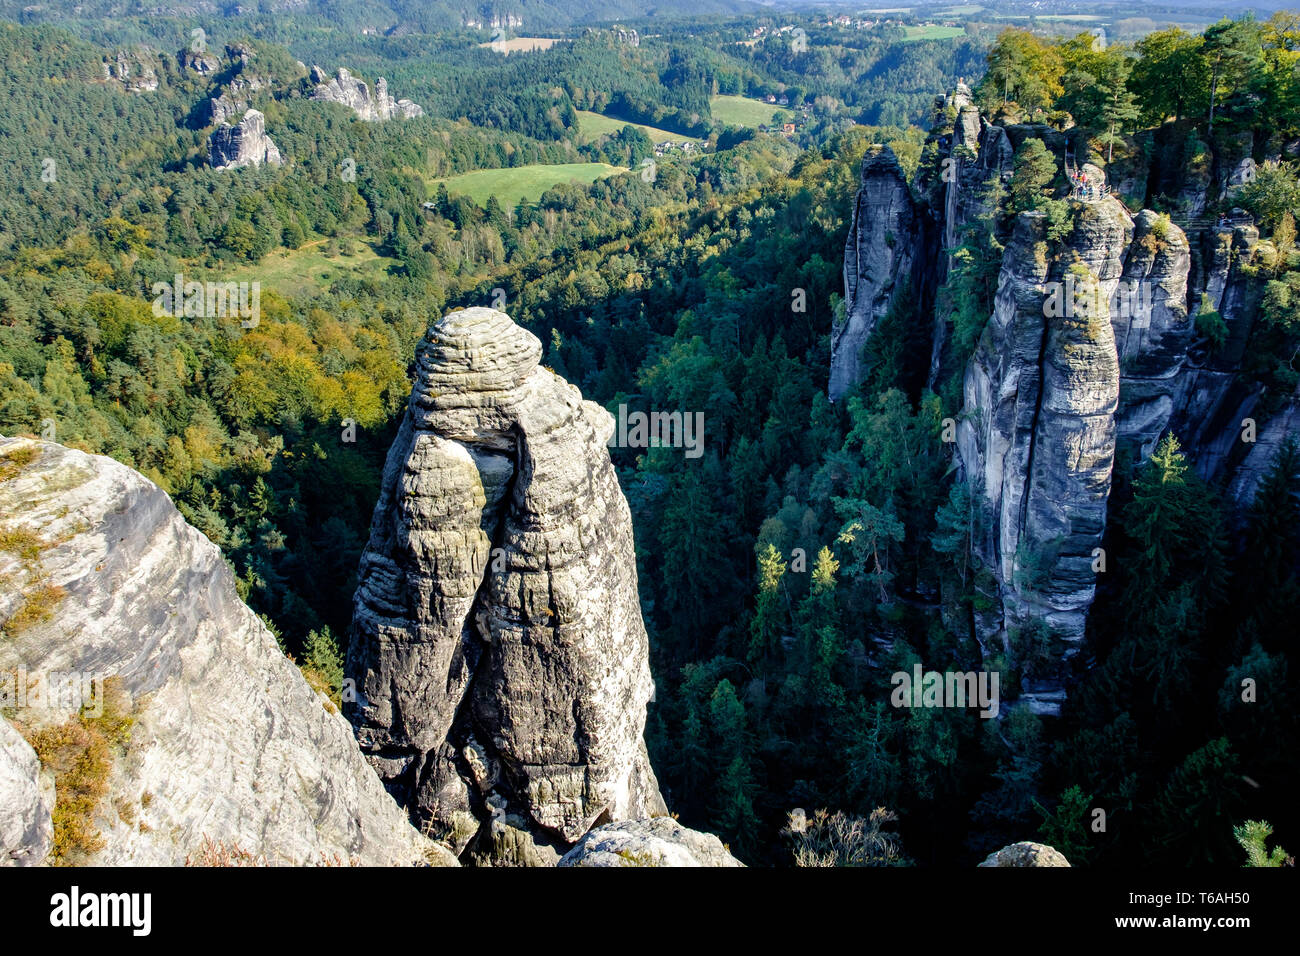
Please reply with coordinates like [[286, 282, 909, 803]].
[[1, 6, 1298, 867]]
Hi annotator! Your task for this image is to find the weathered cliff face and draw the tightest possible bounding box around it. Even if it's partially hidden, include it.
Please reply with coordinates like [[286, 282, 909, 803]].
[[1171, 222, 1264, 483], [345, 307, 666, 864], [957, 199, 1131, 708], [831, 146, 919, 401], [1227, 386, 1300, 507], [923, 85, 1015, 387], [837, 89, 1269, 715], [0, 437, 440, 866], [943, 87, 1015, 263], [309, 67, 424, 121], [208, 109, 283, 169], [1113, 211, 1193, 458]]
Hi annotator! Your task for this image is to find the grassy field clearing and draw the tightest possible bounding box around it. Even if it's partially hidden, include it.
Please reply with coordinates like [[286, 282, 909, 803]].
[[212, 238, 394, 298], [576, 110, 697, 144], [709, 95, 789, 127], [432, 162, 627, 207], [902, 25, 967, 41]]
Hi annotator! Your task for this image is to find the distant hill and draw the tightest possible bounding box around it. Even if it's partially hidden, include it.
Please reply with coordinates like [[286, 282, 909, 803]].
[[0, 0, 758, 32]]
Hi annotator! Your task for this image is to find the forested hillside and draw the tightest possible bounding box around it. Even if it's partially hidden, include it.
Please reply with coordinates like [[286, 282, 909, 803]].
[[1, 4, 1297, 869]]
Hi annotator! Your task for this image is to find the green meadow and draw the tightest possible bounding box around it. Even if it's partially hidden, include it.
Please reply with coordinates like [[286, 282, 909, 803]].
[[432, 162, 628, 207], [576, 110, 696, 144], [709, 95, 789, 128]]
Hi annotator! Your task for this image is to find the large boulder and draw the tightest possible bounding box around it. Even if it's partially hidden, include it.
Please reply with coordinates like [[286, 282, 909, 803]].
[[979, 842, 1071, 867]]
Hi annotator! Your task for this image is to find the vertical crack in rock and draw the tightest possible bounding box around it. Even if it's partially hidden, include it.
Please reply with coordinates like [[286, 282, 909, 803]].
[[345, 307, 665, 861], [1114, 212, 1193, 459]]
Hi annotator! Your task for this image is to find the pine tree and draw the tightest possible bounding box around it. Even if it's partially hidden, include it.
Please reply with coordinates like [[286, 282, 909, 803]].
[[1234, 819, 1293, 867], [1120, 434, 1227, 632], [1008, 139, 1057, 214], [1034, 784, 1095, 865], [748, 542, 788, 669]]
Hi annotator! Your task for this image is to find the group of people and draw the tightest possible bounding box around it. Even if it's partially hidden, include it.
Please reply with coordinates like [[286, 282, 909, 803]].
[[1070, 169, 1106, 201]]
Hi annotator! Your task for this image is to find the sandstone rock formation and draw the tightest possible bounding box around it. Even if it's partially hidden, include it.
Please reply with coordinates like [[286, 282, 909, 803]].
[[1226, 386, 1300, 507], [1171, 221, 1264, 483], [208, 109, 283, 169], [831, 145, 919, 401], [978, 841, 1071, 867], [207, 75, 271, 126], [102, 49, 159, 93], [178, 48, 220, 75], [0, 436, 437, 866], [941, 84, 1015, 264], [559, 818, 744, 867], [842, 89, 1219, 714], [957, 199, 1131, 708], [310, 67, 423, 121], [345, 307, 666, 863]]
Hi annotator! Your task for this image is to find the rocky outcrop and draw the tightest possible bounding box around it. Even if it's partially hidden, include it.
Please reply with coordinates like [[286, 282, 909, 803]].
[[102, 49, 159, 93], [467, 14, 524, 29], [309, 67, 423, 121], [978, 841, 1070, 867], [836, 86, 1282, 719], [558, 818, 744, 867], [957, 199, 1132, 708], [0, 718, 53, 866], [178, 48, 220, 75], [207, 75, 271, 126], [345, 307, 666, 863], [0, 436, 436, 866], [831, 145, 919, 400], [943, 87, 1015, 262], [208, 109, 283, 169], [923, 84, 1016, 386]]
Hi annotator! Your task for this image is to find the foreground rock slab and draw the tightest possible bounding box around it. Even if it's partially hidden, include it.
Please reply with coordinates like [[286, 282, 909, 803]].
[[0, 437, 438, 866]]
